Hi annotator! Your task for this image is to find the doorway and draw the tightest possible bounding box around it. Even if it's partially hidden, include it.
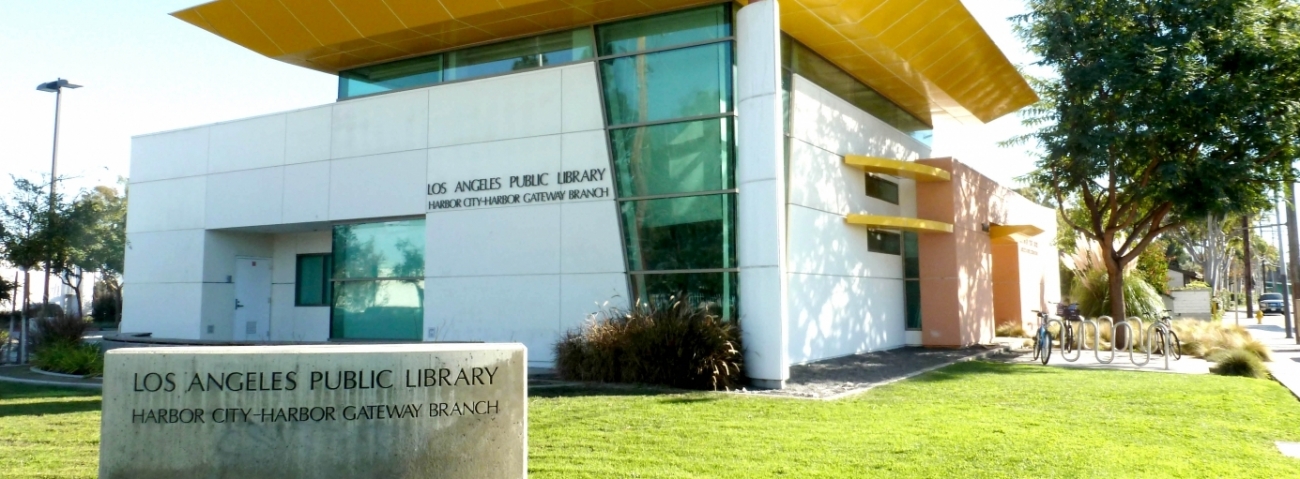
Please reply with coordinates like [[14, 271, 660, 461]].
[[234, 257, 272, 341]]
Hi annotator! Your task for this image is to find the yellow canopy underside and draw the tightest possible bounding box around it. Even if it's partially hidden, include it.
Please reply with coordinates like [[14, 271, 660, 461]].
[[844, 156, 951, 182], [989, 224, 1044, 243], [846, 214, 953, 234], [172, 0, 1035, 124]]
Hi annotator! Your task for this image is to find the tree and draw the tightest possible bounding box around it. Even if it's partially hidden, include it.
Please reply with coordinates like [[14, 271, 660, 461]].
[[1014, 0, 1300, 322], [48, 185, 127, 321]]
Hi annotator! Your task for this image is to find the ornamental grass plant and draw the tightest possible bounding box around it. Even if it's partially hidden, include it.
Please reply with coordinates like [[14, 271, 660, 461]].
[[32, 341, 103, 376], [32, 314, 90, 351], [555, 299, 744, 391], [1208, 349, 1270, 379], [1171, 320, 1271, 362]]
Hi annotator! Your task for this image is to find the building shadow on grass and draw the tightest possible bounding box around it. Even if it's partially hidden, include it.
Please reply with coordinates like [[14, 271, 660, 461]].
[[0, 398, 102, 418]]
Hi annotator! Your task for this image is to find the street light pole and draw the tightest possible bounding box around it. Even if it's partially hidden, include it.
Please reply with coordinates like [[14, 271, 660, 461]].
[[35, 79, 80, 325], [1275, 187, 1293, 337]]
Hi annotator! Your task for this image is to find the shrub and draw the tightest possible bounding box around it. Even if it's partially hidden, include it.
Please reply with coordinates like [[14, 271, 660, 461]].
[[1170, 320, 1269, 361], [32, 341, 103, 376], [1208, 348, 1269, 379], [995, 322, 1027, 338], [555, 300, 744, 391], [32, 314, 89, 352], [90, 295, 120, 323], [1243, 340, 1272, 362]]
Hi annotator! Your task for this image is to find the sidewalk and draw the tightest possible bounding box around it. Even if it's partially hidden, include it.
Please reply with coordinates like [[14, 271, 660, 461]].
[[1240, 313, 1300, 400], [0, 365, 103, 389]]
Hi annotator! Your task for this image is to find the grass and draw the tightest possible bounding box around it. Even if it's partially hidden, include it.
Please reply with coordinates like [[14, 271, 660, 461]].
[[0, 383, 100, 478], [5, 361, 1300, 478]]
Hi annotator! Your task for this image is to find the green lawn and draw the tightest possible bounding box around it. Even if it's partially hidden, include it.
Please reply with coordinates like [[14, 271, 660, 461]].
[[4, 361, 1300, 478]]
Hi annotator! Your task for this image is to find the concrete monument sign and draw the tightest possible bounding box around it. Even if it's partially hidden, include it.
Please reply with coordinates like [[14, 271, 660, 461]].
[[99, 343, 526, 479]]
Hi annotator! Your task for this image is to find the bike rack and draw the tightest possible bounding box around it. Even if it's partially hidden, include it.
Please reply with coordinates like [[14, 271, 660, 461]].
[[1043, 315, 1174, 370]]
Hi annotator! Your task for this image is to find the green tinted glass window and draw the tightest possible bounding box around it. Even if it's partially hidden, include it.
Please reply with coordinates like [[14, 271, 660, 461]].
[[622, 194, 735, 271], [445, 29, 593, 81], [331, 219, 425, 341], [340, 55, 443, 98], [903, 232, 920, 279], [868, 230, 902, 255], [611, 117, 734, 197], [596, 5, 731, 56], [332, 221, 425, 280], [331, 280, 424, 340], [866, 175, 900, 204], [295, 254, 331, 306], [905, 280, 922, 330], [631, 272, 738, 321], [781, 35, 932, 144], [601, 42, 733, 126]]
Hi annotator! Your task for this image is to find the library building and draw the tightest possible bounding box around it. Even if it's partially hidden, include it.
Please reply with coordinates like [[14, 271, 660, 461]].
[[122, 0, 1059, 388]]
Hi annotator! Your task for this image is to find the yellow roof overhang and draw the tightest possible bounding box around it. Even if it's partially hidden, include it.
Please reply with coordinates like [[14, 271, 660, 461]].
[[989, 224, 1044, 243], [846, 214, 953, 234], [845, 156, 951, 182], [172, 0, 1035, 123]]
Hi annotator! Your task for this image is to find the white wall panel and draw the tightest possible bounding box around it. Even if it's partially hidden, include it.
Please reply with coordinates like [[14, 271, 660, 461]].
[[425, 275, 562, 364], [202, 231, 274, 284], [125, 176, 206, 233], [208, 114, 287, 174], [559, 201, 624, 274], [428, 69, 562, 147], [561, 64, 605, 133], [123, 230, 206, 284], [426, 135, 563, 207], [120, 282, 203, 339], [427, 203, 562, 277], [786, 205, 904, 278], [560, 130, 610, 174], [201, 283, 235, 340], [270, 284, 296, 341], [285, 106, 332, 165], [559, 273, 629, 334], [789, 76, 930, 160], [130, 127, 209, 183], [332, 89, 429, 159], [206, 167, 285, 229], [329, 150, 427, 221], [786, 274, 906, 365], [282, 161, 331, 224]]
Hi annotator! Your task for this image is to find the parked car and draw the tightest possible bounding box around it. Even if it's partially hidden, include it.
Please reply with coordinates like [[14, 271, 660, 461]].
[[1259, 293, 1285, 315]]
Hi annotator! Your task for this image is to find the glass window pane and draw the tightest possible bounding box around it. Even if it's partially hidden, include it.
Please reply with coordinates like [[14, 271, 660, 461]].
[[445, 29, 593, 82], [601, 42, 733, 126], [331, 280, 424, 340], [783, 36, 932, 144], [339, 55, 443, 98], [903, 232, 920, 279], [597, 5, 731, 56], [621, 194, 735, 271], [868, 230, 902, 255], [296, 255, 329, 306], [631, 272, 738, 321], [611, 118, 734, 197], [905, 280, 921, 330], [333, 220, 426, 279], [866, 175, 900, 204]]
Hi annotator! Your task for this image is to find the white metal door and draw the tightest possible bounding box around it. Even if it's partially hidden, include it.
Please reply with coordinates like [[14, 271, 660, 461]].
[[234, 257, 272, 342]]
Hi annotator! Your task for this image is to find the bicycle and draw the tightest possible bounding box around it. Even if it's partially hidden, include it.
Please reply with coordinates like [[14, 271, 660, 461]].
[[1148, 309, 1182, 360], [1031, 309, 1053, 365], [1056, 302, 1082, 354]]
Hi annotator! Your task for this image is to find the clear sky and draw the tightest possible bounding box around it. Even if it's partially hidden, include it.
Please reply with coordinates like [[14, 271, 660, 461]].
[[0, 0, 1042, 196]]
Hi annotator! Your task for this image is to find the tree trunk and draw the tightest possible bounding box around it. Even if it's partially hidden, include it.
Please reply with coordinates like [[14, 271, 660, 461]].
[[1288, 180, 1300, 342], [1245, 216, 1254, 321], [1104, 248, 1130, 348]]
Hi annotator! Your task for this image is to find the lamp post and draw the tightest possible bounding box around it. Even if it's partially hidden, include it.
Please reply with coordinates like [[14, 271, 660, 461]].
[[31, 78, 81, 363]]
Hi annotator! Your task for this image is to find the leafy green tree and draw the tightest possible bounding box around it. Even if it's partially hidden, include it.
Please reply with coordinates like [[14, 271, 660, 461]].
[[52, 185, 127, 321], [1014, 0, 1300, 320]]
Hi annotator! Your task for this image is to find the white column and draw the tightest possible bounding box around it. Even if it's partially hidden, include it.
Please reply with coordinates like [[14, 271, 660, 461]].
[[736, 0, 789, 389]]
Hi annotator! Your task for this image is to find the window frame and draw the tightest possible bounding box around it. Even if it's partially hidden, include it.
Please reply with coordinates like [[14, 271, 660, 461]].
[[867, 230, 902, 255], [866, 174, 900, 205], [294, 253, 332, 307]]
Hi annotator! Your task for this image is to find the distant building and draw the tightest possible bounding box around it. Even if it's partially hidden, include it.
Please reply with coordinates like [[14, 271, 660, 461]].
[[123, 0, 1054, 388]]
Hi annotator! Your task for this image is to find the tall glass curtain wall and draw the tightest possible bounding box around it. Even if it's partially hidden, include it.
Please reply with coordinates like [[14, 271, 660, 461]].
[[330, 220, 426, 340], [596, 5, 738, 319]]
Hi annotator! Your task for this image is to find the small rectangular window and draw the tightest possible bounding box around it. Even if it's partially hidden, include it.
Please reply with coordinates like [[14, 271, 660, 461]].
[[295, 254, 332, 307], [866, 175, 900, 205], [867, 230, 902, 255]]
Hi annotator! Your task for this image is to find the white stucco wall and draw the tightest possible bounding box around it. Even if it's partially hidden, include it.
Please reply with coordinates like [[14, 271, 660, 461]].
[[785, 75, 931, 365], [123, 64, 628, 365]]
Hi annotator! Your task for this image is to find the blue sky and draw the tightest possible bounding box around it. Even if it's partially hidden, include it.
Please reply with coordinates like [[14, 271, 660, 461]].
[[0, 0, 1042, 195]]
